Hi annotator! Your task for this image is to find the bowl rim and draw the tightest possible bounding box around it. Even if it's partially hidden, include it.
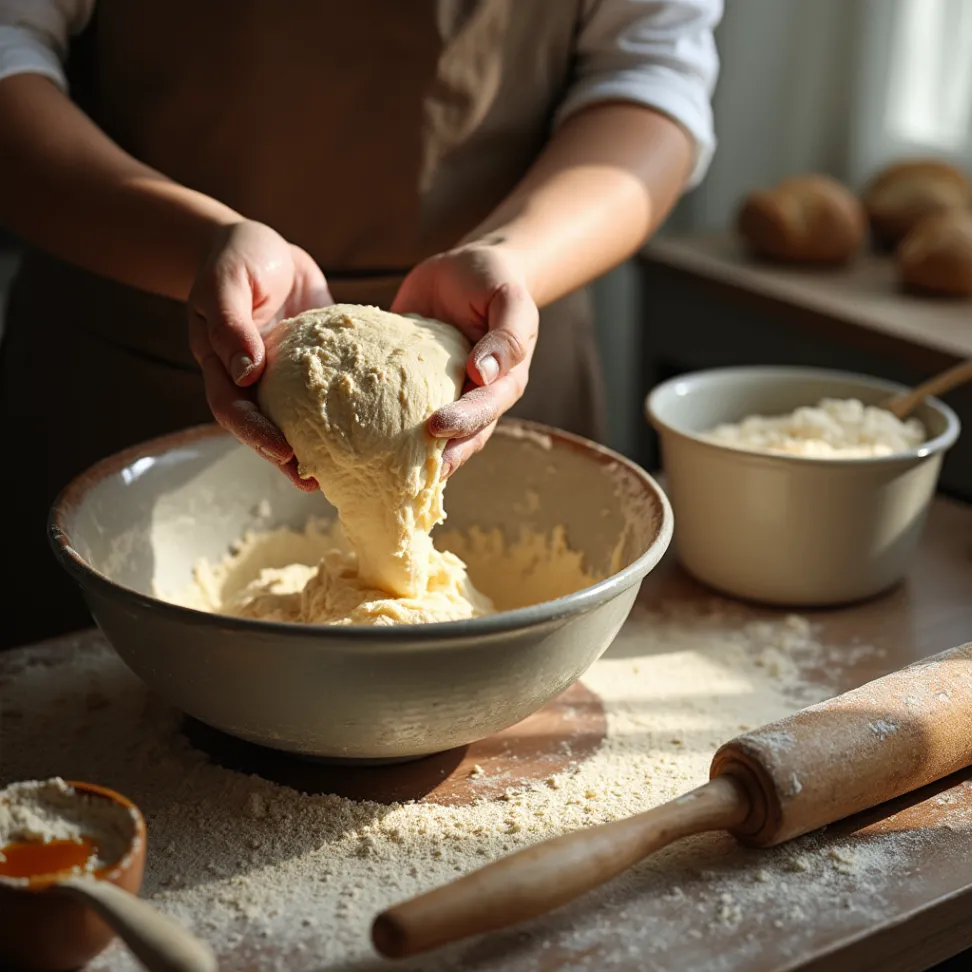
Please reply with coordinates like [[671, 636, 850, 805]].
[[645, 364, 961, 467], [48, 419, 674, 642]]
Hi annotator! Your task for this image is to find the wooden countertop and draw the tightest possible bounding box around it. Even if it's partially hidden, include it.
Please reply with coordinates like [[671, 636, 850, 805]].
[[641, 233, 972, 368], [2, 496, 972, 971], [627, 494, 972, 972]]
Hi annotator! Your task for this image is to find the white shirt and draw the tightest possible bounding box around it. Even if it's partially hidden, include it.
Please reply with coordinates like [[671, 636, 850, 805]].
[[0, 0, 721, 187]]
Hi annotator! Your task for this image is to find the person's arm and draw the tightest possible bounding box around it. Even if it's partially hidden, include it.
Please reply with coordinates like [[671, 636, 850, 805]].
[[465, 101, 693, 308], [0, 74, 238, 300], [0, 73, 329, 486], [394, 0, 721, 474], [0, 0, 226, 299], [395, 104, 693, 474], [468, 0, 722, 307]]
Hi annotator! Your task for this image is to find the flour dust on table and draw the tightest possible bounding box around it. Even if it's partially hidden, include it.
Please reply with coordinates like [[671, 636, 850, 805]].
[[0, 605, 962, 972]]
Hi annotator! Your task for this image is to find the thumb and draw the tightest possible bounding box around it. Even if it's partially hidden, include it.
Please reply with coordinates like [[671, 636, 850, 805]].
[[467, 282, 538, 386], [389, 266, 432, 318]]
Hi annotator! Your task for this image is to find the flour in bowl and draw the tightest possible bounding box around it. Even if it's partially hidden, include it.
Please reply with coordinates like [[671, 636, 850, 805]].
[[704, 398, 926, 458], [0, 778, 137, 885]]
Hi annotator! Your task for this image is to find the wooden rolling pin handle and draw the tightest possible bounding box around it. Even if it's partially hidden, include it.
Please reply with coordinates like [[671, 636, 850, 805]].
[[371, 774, 751, 960]]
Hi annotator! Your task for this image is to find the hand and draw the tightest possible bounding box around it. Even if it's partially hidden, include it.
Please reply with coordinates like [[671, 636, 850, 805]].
[[188, 220, 331, 490], [392, 243, 538, 478]]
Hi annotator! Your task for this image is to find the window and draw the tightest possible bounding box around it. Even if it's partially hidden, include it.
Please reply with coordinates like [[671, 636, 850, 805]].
[[885, 0, 972, 151]]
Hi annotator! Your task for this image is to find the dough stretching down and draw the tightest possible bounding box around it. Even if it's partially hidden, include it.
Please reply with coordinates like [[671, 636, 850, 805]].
[[251, 304, 492, 625]]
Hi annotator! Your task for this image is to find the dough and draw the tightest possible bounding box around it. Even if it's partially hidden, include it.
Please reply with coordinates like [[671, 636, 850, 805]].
[[255, 304, 492, 625], [205, 539, 492, 627], [177, 519, 597, 623]]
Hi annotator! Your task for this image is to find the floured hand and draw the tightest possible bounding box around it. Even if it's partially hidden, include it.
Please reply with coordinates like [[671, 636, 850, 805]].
[[392, 243, 538, 478], [188, 220, 333, 490]]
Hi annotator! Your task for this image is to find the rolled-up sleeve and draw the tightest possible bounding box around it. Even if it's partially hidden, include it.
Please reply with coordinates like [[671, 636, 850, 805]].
[[557, 0, 722, 189], [0, 0, 93, 90]]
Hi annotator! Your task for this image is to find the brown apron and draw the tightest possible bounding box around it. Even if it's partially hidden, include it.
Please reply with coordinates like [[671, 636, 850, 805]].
[[0, 0, 607, 648]]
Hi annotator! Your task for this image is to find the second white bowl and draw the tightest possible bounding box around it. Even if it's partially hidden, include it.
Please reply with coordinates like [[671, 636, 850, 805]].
[[646, 366, 960, 606]]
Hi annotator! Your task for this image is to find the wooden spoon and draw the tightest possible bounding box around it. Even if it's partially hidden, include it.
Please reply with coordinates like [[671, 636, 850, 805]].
[[881, 358, 972, 419], [0, 780, 216, 972], [53, 877, 218, 972]]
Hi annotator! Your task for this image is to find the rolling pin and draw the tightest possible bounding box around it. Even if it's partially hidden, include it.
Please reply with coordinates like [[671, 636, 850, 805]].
[[372, 642, 972, 959]]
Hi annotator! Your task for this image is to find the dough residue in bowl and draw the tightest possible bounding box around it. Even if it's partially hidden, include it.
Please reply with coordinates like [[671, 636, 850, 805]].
[[176, 519, 601, 623], [703, 398, 926, 458]]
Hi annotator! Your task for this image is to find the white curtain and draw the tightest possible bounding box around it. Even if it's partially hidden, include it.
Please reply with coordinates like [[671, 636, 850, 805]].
[[669, 0, 972, 232], [598, 0, 972, 454]]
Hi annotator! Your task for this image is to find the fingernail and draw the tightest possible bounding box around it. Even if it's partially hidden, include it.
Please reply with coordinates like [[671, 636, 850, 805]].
[[440, 457, 455, 481], [231, 353, 255, 384], [257, 446, 282, 464], [477, 354, 499, 384]]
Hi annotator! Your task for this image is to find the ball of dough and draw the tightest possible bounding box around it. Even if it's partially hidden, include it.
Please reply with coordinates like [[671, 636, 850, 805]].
[[259, 304, 471, 597]]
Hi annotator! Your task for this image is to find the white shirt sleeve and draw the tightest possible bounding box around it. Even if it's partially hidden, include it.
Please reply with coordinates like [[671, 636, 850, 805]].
[[557, 0, 722, 189], [1, 0, 719, 187], [0, 0, 94, 90]]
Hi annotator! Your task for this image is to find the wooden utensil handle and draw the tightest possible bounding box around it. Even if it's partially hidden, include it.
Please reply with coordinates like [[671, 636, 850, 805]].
[[57, 877, 217, 972], [372, 775, 749, 959], [884, 358, 972, 418]]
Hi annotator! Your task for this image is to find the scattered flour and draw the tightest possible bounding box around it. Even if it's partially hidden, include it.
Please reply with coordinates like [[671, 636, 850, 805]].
[[0, 604, 959, 972], [0, 778, 137, 885], [703, 398, 926, 458], [868, 719, 899, 740]]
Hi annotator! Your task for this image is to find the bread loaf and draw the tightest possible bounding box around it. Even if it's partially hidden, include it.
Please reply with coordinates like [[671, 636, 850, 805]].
[[897, 208, 972, 297], [736, 175, 865, 264], [863, 159, 972, 246]]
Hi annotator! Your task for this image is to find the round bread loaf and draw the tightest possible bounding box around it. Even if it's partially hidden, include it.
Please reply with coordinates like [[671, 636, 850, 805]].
[[863, 159, 972, 247], [897, 208, 972, 297], [736, 175, 865, 264]]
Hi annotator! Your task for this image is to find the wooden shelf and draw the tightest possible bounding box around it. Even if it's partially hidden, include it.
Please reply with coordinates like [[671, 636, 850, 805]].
[[642, 233, 972, 366]]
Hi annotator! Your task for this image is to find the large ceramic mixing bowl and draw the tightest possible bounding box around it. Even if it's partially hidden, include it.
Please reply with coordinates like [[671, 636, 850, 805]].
[[50, 420, 672, 761]]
